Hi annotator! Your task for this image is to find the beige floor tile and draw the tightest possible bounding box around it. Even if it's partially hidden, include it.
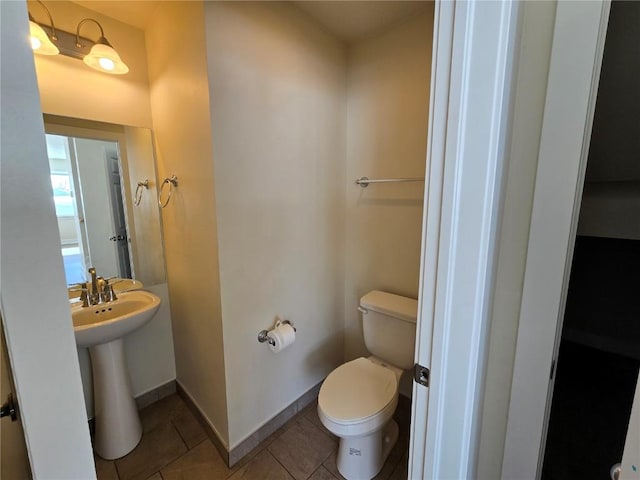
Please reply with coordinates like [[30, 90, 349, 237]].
[[115, 422, 188, 480], [105, 391, 408, 480], [229, 450, 294, 480], [161, 440, 233, 480], [388, 452, 408, 480], [173, 406, 207, 449], [140, 392, 206, 449], [308, 465, 338, 480], [95, 457, 119, 480], [322, 452, 345, 480], [140, 394, 185, 433], [302, 401, 336, 439], [268, 416, 336, 480]]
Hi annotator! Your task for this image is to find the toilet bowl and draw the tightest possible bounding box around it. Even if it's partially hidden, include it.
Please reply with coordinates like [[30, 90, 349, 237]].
[[318, 356, 403, 480], [317, 290, 417, 480]]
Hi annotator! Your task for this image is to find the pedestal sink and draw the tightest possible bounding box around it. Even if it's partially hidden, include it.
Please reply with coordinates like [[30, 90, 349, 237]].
[[72, 290, 161, 459]]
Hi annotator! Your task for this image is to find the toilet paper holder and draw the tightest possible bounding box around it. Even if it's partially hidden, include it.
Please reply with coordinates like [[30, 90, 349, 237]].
[[258, 320, 296, 346]]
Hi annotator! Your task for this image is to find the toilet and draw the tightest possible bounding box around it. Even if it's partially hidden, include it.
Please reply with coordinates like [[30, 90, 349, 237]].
[[318, 290, 417, 480]]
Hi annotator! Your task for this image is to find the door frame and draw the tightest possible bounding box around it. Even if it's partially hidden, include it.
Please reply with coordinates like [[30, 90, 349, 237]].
[[409, 1, 521, 478], [502, 1, 611, 479], [0, 1, 96, 477]]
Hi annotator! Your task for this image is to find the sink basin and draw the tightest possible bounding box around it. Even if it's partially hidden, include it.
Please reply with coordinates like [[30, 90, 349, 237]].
[[72, 290, 160, 348]]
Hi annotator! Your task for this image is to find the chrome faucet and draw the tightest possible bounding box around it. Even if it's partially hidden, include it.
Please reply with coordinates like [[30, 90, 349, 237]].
[[80, 267, 117, 307], [88, 267, 98, 303]]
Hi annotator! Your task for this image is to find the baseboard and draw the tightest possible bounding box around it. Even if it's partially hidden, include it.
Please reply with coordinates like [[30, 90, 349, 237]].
[[135, 379, 177, 410], [177, 380, 323, 468], [176, 381, 231, 465], [228, 382, 321, 466]]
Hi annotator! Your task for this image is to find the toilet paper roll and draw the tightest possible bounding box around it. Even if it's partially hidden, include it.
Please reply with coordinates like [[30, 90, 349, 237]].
[[267, 323, 295, 353]]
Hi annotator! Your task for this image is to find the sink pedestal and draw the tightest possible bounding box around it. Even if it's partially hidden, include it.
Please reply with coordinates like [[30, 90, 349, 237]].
[[90, 338, 142, 460], [72, 290, 161, 459]]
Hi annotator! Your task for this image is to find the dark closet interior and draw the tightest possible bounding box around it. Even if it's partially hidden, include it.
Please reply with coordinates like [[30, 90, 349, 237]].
[[542, 1, 640, 479], [543, 237, 640, 479]]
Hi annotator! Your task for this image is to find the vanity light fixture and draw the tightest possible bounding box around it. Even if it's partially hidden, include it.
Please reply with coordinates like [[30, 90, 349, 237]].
[[76, 18, 129, 75], [29, 0, 59, 55], [27, 1, 129, 75]]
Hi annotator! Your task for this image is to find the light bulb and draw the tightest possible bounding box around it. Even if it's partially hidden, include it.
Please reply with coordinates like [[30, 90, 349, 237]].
[[99, 57, 115, 71], [83, 42, 128, 75], [29, 20, 58, 55]]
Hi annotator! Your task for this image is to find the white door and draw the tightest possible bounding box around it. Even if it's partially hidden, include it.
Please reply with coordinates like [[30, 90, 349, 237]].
[[73, 138, 121, 278], [503, 1, 640, 479], [621, 375, 640, 480], [0, 2, 96, 477], [408, 1, 521, 477], [105, 154, 132, 278]]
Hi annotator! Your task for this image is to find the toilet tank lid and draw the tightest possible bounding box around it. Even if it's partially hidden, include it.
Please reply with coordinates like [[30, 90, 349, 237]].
[[360, 291, 418, 323]]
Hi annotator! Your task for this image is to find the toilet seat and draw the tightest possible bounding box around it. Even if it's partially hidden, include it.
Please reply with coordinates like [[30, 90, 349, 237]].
[[318, 357, 399, 437]]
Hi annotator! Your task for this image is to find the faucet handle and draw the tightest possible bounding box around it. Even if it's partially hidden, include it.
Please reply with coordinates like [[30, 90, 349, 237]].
[[68, 281, 88, 291], [104, 283, 118, 302], [79, 288, 91, 308]]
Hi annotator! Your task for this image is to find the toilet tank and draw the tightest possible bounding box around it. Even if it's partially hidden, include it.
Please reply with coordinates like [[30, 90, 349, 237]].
[[360, 291, 418, 370]]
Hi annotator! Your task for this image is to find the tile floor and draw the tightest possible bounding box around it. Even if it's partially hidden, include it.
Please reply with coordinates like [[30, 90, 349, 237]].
[[95, 393, 410, 480]]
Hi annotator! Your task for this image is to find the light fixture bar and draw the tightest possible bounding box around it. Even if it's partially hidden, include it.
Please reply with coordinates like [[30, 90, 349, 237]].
[[32, 23, 96, 60], [29, 14, 129, 75]]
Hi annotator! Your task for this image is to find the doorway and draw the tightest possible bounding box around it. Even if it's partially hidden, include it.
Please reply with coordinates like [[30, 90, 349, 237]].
[[0, 319, 31, 479], [541, 1, 640, 478]]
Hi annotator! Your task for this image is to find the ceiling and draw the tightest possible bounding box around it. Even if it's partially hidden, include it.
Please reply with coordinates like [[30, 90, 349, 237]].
[[294, 1, 430, 42], [71, 1, 158, 30], [71, 1, 430, 42]]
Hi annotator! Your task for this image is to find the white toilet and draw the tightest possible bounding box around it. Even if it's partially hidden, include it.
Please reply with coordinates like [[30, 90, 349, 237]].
[[318, 290, 417, 480]]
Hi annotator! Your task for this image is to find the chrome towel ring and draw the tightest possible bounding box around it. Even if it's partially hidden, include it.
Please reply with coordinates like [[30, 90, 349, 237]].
[[159, 175, 178, 208], [134, 179, 149, 206]]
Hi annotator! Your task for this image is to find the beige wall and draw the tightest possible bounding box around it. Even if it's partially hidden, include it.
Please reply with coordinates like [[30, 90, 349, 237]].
[[33, 1, 152, 128], [343, 9, 433, 371], [146, 1, 229, 445], [205, 2, 347, 448], [122, 126, 168, 286]]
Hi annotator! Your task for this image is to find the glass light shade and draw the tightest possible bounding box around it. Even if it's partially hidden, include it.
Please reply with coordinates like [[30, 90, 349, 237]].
[[29, 21, 59, 55], [83, 42, 129, 75]]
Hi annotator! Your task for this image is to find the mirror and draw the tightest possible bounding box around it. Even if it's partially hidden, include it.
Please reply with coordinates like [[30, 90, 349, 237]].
[[43, 114, 167, 288], [47, 134, 130, 283]]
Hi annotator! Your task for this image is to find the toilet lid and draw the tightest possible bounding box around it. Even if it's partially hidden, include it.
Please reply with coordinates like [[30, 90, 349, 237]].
[[319, 357, 397, 423]]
